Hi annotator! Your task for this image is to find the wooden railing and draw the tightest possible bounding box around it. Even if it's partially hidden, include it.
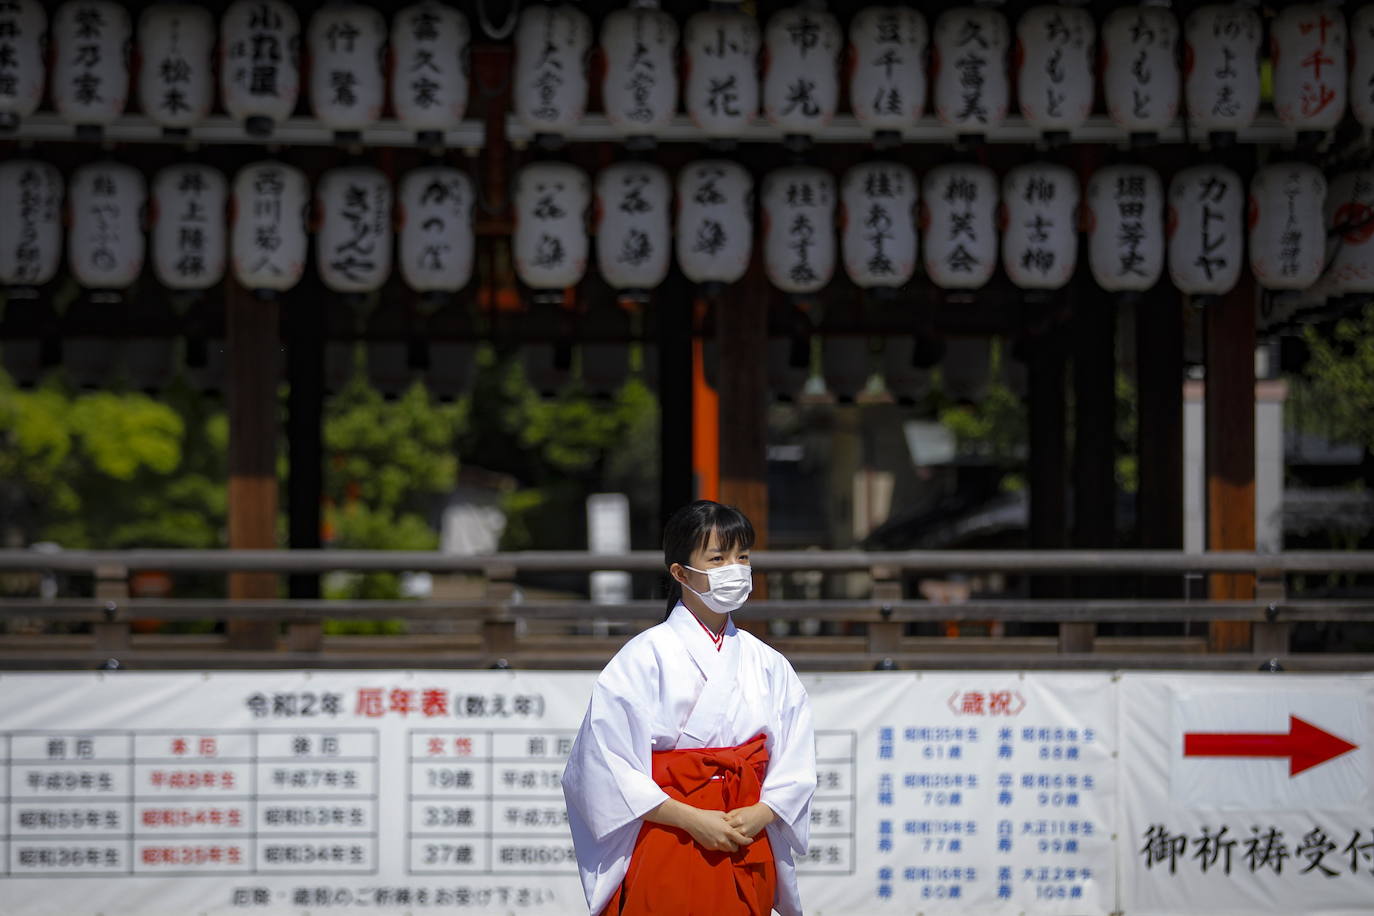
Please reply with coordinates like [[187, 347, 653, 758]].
[[1, 549, 1372, 671]]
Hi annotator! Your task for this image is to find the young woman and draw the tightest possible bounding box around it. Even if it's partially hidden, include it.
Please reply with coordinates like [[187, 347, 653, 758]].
[[562, 500, 817, 915]]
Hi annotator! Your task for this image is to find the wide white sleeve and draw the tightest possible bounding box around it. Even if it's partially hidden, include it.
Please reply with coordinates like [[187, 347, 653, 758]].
[[760, 659, 816, 855]]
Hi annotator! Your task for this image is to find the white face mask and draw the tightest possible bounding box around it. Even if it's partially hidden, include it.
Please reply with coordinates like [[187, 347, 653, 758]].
[[680, 563, 753, 615]]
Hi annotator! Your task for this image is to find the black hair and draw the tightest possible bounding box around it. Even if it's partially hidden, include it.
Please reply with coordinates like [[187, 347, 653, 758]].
[[662, 500, 756, 618]]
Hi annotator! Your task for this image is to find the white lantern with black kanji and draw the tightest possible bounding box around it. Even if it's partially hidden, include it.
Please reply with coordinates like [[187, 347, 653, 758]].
[[601, 5, 679, 141], [762, 167, 835, 295], [316, 166, 392, 294], [1085, 164, 1164, 292], [675, 159, 753, 286], [840, 161, 917, 289], [137, 5, 215, 131], [151, 164, 226, 290], [52, 1, 131, 129], [1102, 7, 1180, 137], [220, 0, 301, 136], [1168, 165, 1243, 296], [391, 3, 470, 138], [1183, 6, 1260, 139], [595, 162, 671, 294], [1248, 163, 1325, 291], [0, 160, 62, 288], [683, 8, 759, 138], [513, 162, 590, 291], [0, 1, 48, 131], [849, 7, 927, 139], [932, 7, 1010, 137], [762, 6, 841, 136], [1272, 4, 1347, 133], [1016, 6, 1094, 139], [922, 164, 998, 290], [1002, 163, 1079, 290], [68, 162, 145, 290], [397, 166, 474, 294], [513, 4, 592, 138], [1349, 6, 1374, 128], [1324, 169, 1374, 294], [230, 161, 309, 293], [308, 4, 387, 134]]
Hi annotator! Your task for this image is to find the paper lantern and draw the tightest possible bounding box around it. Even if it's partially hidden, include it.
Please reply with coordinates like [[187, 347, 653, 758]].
[[1168, 165, 1243, 296], [1248, 163, 1325, 291], [675, 159, 753, 286], [316, 166, 392, 293], [513, 4, 592, 137], [0, 160, 62, 288], [762, 6, 841, 136], [682, 9, 759, 138], [849, 7, 927, 138], [397, 166, 474, 294], [391, 3, 470, 137], [1323, 170, 1374, 295], [1102, 7, 1180, 136], [601, 6, 679, 140], [1272, 4, 1347, 133], [220, 0, 301, 136], [932, 7, 1010, 136], [151, 164, 226, 290], [1016, 6, 1094, 137], [307, 4, 387, 133], [512, 162, 590, 291], [1183, 6, 1260, 138], [840, 162, 917, 288], [137, 5, 215, 130], [762, 167, 835, 295], [1349, 6, 1374, 128], [52, 1, 131, 128], [921, 164, 998, 290], [1085, 164, 1164, 293], [69, 162, 145, 290], [230, 161, 308, 293], [595, 162, 671, 294], [1002, 163, 1079, 290], [0, 1, 47, 130]]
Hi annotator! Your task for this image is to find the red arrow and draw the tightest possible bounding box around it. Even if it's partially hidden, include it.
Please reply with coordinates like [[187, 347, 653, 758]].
[[1184, 715, 1359, 777]]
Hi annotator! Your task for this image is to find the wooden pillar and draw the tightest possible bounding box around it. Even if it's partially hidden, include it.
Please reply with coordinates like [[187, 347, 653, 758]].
[[718, 262, 769, 598], [286, 288, 325, 651], [1028, 329, 1070, 601], [1136, 285, 1185, 592], [658, 276, 694, 520]]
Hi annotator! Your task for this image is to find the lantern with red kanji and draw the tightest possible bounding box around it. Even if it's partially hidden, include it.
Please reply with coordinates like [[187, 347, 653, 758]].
[[1102, 6, 1179, 140], [1002, 163, 1079, 290], [220, 0, 301, 137], [230, 160, 309, 293], [397, 166, 474, 295], [932, 7, 1009, 138], [1271, 4, 1347, 134], [922, 163, 998, 290], [848, 7, 927, 142], [151, 163, 226, 290], [1349, 6, 1374, 129], [1168, 165, 1243, 296], [595, 162, 672, 296], [307, 4, 387, 136], [391, 3, 470, 142], [840, 161, 917, 289], [0, 1, 47, 131], [601, 4, 679, 143], [513, 162, 591, 292], [0, 160, 63, 289], [1016, 5, 1095, 141], [676, 159, 753, 288], [68, 162, 145, 290], [138, 5, 215, 132], [53, 1, 131, 132], [762, 5, 842, 138], [1183, 6, 1260, 141], [1324, 169, 1374, 295], [1085, 164, 1164, 293], [513, 4, 592, 139]]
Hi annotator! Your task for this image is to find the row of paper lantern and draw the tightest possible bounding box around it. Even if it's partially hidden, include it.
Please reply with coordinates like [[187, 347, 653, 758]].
[[4, 158, 1371, 299]]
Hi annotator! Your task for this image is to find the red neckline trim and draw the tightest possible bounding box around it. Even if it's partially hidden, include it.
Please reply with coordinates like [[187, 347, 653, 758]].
[[688, 607, 729, 652]]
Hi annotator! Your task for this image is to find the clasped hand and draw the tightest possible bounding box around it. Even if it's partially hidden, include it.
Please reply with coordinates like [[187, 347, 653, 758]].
[[686, 803, 776, 853]]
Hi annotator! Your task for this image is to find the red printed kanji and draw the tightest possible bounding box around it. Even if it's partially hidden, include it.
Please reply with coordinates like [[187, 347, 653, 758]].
[[356, 687, 385, 717], [427, 737, 445, 756], [171, 738, 188, 756], [389, 688, 417, 716], [199, 737, 217, 757], [422, 689, 450, 717]]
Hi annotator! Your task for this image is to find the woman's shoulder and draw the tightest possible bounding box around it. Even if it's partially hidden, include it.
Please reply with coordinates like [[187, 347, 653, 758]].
[[735, 626, 804, 679], [595, 619, 676, 682]]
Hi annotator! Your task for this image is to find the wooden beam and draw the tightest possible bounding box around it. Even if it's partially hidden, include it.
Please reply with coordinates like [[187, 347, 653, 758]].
[[1070, 281, 1116, 654], [1136, 284, 1185, 594]]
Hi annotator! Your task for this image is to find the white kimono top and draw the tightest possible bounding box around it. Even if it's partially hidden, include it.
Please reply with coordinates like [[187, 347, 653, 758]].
[[561, 603, 817, 916]]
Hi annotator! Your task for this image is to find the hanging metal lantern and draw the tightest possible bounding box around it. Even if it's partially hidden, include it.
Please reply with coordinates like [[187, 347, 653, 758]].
[[230, 161, 309, 293], [513, 162, 590, 291], [1085, 164, 1164, 293], [307, 4, 387, 135], [68, 162, 145, 290], [1248, 163, 1325, 291], [762, 6, 842, 137], [220, 0, 301, 137], [1272, 4, 1347, 134], [1348, 6, 1374, 129], [1102, 7, 1180, 139], [513, 4, 592, 139], [397, 166, 474, 294], [601, 5, 679, 142], [391, 3, 470, 141], [595, 162, 671, 295], [0, 1, 47, 131], [1324, 169, 1374, 295], [762, 167, 836, 295], [840, 161, 917, 289], [1183, 6, 1260, 140], [137, 5, 215, 131], [52, 1, 131, 130], [316, 166, 392, 294], [676, 159, 753, 287], [151, 164, 226, 291], [922, 164, 998, 290], [1016, 6, 1094, 140], [1168, 165, 1243, 296], [932, 7, 1010, 137], [0, 160, 62, 288], [849, 7, 927, 141], [1001, 163, 1079, 290], [683, 8, 759, 139]]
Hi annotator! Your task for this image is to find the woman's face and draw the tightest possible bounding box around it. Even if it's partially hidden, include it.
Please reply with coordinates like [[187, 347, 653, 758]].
[[674, 527, 750, 592]]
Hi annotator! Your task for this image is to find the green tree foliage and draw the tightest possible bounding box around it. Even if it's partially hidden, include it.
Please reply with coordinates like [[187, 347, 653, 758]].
[[1296, 303, 1374, 451]]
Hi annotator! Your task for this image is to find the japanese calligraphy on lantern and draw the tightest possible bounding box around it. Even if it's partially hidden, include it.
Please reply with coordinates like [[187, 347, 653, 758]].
[[513, 162, 590, 291], [1002, 164, 1079, 291], [316, 166, 392, 294], [600, 6, 679, 139], [762, 166, 836, 295], [1168, 165, 1242, 296], [1323, 169, 1374, 295], [52, 0, 130, 127], [1085, 164, 1164, 293], [513, 4, 591, 136], [933, 7, 1010, 136], [137, 5, 214, 130], [922, 164, 998, 290], [1016, 5, 1095, 137], [683, 8, 759, 138], [675, 159, 753, 287], [0, 160, 62, 288], [220, 0, 301, 136], [1272, 4, 1347, 132], [1249, 164, 1325, 291], [307, 4, 386, 133], [763, 5, 842, 135], [594, 163, 671, 294], [849, 7, 928, 137], [151, 164, 226, 291], [1349, 6, 1374, 129], [0, 0, 46, 129], [840, 162, 917, 289], [1184, 6, 1260, 138], [230, 160, 308, 293], [397, 166, 474, 295], [68, 162, 145, 290], [391, 3, 470, 135], [1102, 6, 1179, 136]]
